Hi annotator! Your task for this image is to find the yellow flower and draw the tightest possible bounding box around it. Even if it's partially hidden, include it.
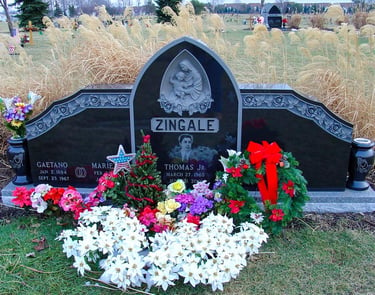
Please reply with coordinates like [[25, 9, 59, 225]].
[[11, 120, 22, 128], [157, 199, 181, 214], [164, 199, 181, 213], [157, 201, 167, 215], [168, 179, 186, 193]]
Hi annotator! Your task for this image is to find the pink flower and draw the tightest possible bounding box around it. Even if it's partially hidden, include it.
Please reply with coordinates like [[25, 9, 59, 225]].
[[59, 188, 83, 212], [143, 134, 151, 143], [138, 206, 158, 226], [12, 186, 32, 207], [152, 223, 169, 233]]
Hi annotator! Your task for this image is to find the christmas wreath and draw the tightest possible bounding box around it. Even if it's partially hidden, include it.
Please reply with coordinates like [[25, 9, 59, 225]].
[[215, 140, 310, 234]]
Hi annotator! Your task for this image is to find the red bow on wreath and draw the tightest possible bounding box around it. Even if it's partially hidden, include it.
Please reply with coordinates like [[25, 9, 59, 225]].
[[247, 141, 282, 205]]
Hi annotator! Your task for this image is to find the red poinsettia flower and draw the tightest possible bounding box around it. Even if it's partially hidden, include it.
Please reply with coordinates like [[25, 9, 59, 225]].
[[44, 187, 65, 205], [225, 167, 243, 178], [269, 208, 284, 222], [186, 213, 200, 226], [282, 180, 295, 197], [11, 186, 32, 207], [138, 206, 158, 226], [228, 200, 245, 214]]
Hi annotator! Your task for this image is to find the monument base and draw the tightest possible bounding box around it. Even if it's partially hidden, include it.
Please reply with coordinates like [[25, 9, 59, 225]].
[[1, 182, 374, 213]]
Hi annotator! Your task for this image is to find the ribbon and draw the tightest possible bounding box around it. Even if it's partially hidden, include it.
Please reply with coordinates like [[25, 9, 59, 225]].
[[247, 141, 282, 205], [125, 183, 163, 204]]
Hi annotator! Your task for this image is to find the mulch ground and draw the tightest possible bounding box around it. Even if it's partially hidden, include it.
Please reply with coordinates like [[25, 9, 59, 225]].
[[1, 153, 374, 233]]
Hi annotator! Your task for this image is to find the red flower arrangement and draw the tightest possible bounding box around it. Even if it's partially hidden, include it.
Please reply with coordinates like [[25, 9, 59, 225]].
[[11, 184, 102, 220]]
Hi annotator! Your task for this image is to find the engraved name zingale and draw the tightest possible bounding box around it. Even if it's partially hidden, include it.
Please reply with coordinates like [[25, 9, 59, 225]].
[[151, 117, 219, 132]]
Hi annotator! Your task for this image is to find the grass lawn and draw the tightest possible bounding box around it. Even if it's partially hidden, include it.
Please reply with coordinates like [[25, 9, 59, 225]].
[[1, 211, 374, 295], [1, 15, 374, 295]]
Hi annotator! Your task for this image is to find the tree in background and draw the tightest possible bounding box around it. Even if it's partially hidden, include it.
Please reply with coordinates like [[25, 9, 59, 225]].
[[190, 0, 205, 15], [68, 5, 77, 17], [0, 0, 15, 35], [54, 2, 64, 17], [155, 0, 180, 23], [14, 0, 49, 29]]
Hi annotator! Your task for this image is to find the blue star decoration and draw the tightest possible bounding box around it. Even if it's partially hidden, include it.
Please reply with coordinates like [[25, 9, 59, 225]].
[[106, 145, 136, 174]]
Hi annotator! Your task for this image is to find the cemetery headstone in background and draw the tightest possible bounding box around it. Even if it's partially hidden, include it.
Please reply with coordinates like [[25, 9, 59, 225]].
[[23, 37, 353, 191], [261, 4, 282, 29]]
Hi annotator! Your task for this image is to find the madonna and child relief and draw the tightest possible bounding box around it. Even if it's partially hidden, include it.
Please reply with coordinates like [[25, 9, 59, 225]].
[[158, 50, 213, 116]]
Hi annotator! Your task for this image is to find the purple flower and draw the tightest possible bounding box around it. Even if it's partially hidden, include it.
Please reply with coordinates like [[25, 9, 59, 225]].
[[212, 180, 223, 190], [175, 193, 195, 212], [175, 193, 195, 204], [190, 196, 214, 215], [191, 180, 214, 199]]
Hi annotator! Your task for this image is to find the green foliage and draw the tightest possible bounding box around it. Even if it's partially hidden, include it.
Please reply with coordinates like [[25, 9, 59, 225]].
[[215, 146, 310, 235], [68, 5, 77, 17], [190, 0, 206, 15], [1, 211, 375, 294], [215, 150, 259, 224], [54, 2, 63, 18], [14, 0, 49, 29], [98, 171, 127, 206], [124, 133, 166, 210], [155, 0, 181, 23]]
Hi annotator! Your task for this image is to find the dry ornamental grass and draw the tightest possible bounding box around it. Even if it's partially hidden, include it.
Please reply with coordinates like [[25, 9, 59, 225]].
[[0, 6, 374, 145]]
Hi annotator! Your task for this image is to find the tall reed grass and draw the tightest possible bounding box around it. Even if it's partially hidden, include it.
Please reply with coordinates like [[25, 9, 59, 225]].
[[0, 5, 374, 141]]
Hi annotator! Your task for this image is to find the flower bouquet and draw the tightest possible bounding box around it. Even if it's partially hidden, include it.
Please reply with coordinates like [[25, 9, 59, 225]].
[[9, 134, 310, 292], [0, 92, 39, 138], [11, 184, 103, 220], [58, 206, 268, 292]]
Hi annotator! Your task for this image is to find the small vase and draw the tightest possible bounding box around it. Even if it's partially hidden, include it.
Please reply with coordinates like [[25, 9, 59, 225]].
[[7, 137, 33, 185], [346, 138, 375, 191]]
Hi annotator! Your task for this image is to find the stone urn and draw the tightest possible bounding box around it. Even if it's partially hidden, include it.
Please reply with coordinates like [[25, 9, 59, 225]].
[[7, 137, 33, 185], [347, 138, 375, 191]]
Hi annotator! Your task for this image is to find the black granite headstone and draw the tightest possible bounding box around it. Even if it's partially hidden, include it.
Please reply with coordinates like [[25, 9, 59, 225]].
[[25, 37, 354, 191], [26, 86, 132, 187], [131, 37, 241, 187], [240, 85, 353, 190]]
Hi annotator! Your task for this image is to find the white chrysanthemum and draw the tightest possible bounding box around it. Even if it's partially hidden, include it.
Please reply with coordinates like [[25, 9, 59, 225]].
[[97, 231, 114, 255], [56, 229, 76, 240], [73, 255, 91, 276], [179, 262, 201, 287], [77, 236, 97, 256], [249, 212, 265, 224], [62, 237, 78, 258], [149, 265, 178, 291], [60, 206, 268, 292]]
